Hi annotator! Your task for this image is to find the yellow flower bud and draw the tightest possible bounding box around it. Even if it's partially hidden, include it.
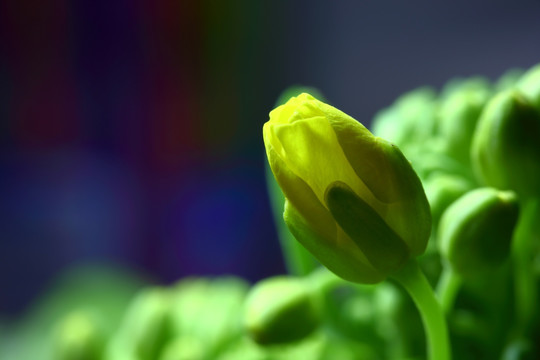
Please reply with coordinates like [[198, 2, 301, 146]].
[[263, 93, 431, 284]]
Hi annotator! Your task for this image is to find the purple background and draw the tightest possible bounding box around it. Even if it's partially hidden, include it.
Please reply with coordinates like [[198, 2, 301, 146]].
[[1, 0, 540, 316]]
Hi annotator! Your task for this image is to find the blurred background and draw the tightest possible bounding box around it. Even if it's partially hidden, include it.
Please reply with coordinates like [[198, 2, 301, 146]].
[[1, 0, 540, 319]]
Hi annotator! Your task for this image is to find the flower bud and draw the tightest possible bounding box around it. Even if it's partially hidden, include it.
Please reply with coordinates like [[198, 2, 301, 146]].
[[438, 188, 519, 275], [517, 63, 540, 110], [264, 93, 431, 283], [424, 173, 473, 226], [109, 288, 172, 360], [440, 77, 490, 100], [471, 90, 540, 198], [110, 278, 247, 360], [170, 277, 248, 354], [159, 337, 205, 360], [438, 85, 489, 167], [244, 276, 320, 345], [495, 68, 524, 92], [53, 310, 104, 360], [371, 87, 437, 151]]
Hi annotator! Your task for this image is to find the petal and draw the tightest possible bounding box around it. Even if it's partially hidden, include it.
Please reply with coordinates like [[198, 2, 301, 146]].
[[271, 115, 372, 208], [325, 181, 409, 274], [284, 201, 384, 284], [264, 141, 336, 243], [328, 114, 400, 204], [329, 123, 431, 255], [268, 93, 317, 126]]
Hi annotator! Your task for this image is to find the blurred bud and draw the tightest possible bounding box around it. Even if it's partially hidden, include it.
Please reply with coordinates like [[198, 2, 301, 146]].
[[438, 188, 519, 275], [440, 77, 491, 101], [244, 276, 320, 345], [214, 337, 267, 360], [406, 143, 471, 183], [424, 173, 473, 226], [438, 83, 490, 166], [159, 337, 204, 360], [53, 310, 104, 360], [471, 90, 540, 198], [112, 288, 172, 360], [517, 63, 540, 110], [264, 93, 431, 284], [170, 277, 248, 357], [371, 87, 437, 150], [495, 68, 524, 92]]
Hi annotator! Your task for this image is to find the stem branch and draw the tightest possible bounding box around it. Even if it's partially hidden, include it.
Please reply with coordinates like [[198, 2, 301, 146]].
[[436, 266, 462, 314], [392, 260, 451, 360]]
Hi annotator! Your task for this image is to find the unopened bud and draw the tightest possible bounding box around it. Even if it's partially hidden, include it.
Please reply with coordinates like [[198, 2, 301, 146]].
[[244, 276, 320, 345], [438, 188, 519, 275]]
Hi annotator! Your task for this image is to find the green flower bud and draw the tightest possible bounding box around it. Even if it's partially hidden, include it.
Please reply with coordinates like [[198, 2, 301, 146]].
[[53, 310, 104, 360], [438, 188, 519, 275], [371, 87, 437, 150], [244, 276, 320, 345], [495, 68, 524, 92], [406, 143, 471, 183], [438, 84, 490, 167], [471, 90, 540, 197], [214, 337, 267, 360], [424, 173, 473, 226], [517, 63, 540, 110], [159, 337, 204, 360], [170, 277, 248, 356], [110, 288, 172, 360], [440, 77, 491, 101], [263, 93, 431, 283]]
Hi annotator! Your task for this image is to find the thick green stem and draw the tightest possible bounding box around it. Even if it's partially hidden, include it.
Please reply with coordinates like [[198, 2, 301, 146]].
[[392, 260, 451, 360], [436, 265, 462, 314]]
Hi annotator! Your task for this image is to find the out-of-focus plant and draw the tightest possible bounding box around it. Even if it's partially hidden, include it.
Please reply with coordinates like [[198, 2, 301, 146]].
[[0, 265, 146, 360], [4, 63, 540, 360]]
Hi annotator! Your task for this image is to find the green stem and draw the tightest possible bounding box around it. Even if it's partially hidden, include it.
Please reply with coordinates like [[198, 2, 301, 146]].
[[391, 260, 451, 360], [436, 265, 462, 314]]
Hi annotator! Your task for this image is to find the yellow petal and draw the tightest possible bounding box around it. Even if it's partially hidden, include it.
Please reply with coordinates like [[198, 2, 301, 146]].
[[270, 116, 371, 209], [329, 121, 431, 255], [284, 201, 383, 284], [264, 141, 336, 243]]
